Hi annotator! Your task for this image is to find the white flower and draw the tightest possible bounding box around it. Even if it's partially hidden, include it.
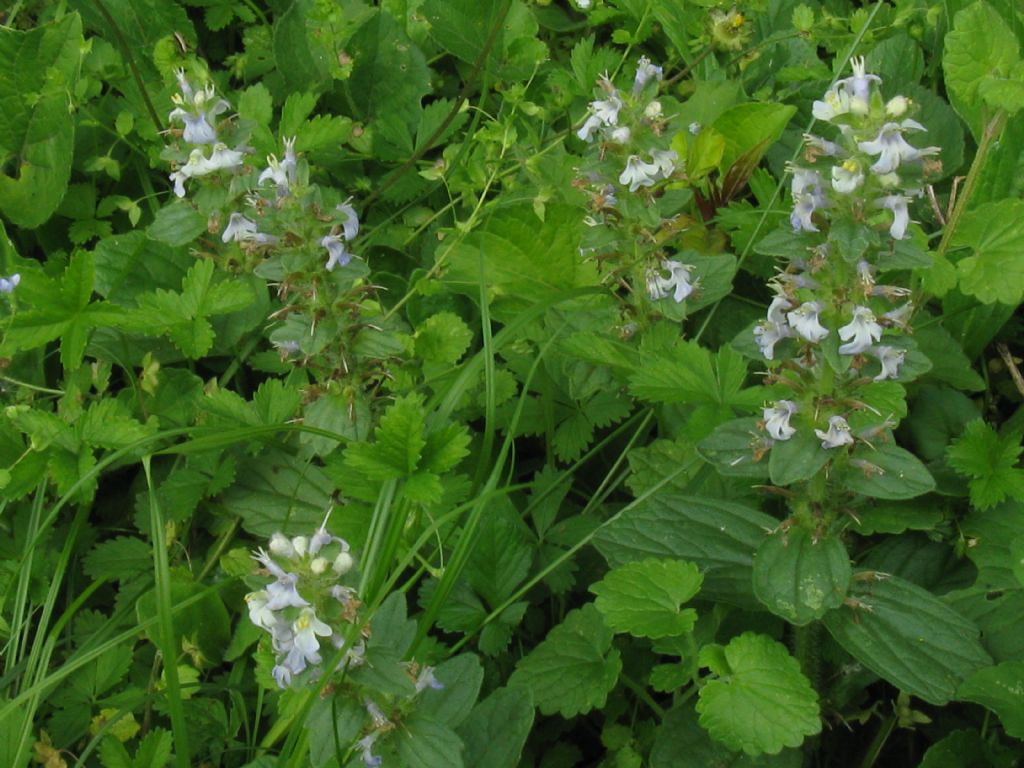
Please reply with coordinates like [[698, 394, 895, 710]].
[[645, 101, 663, 119], [766, 295, 793, 325], [688, 121, 701, 135], [206, 143, 245, 172], [577, 91, 623, 141], [611, 126, 631, 143], [838, 305, 883, 354], [619, 154, 660, 191], [292, 536, 309, 557], [812, 87, 851, 122], [0, 273, 20, 294], [258, 154, 288, 188], [245, 590, 278, 630], [815, 415, 854, 449], [253, 547, 288, 579], [321, 234, 351, 270], [831, 159, 863, 194], [787, 301, 829, 342], [633, 56, 663, 95], [169, 108, 218, 145], [754, 320, 792, 360], [222, 213, 258, 243], [835, 56, 880, 113], [763, 400, 798, 441], [858, 121, 939, 174], [883, 301, 913, 327], [647, 260, 697, 302], [876, 194, 910, 239], [272, 664, 293, 688], [872, 345, 906, 381], [576, 114, 603, 142], [650, 149, 678, 178], [174, 68, 194, 102], [265, 571, 310, 610], [169, 148, 212, 197], [790, 168, 827, 232]]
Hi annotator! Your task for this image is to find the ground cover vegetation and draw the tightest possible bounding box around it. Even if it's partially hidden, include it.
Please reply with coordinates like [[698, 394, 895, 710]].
[[2, 0, 1024, 765]]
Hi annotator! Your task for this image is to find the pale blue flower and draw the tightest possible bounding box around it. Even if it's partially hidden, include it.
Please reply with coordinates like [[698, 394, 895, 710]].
[[650, 149, 678, 179], [321, 234, 351, 270], [787, 301, 829, 342], [815, 415, 854, 449], [647, 260, 697, 302], [266, 571, 310, 610], [831, 160, 863, 194], [358, 733, 383, 768], [414, 666, 445, 694], [838, 305, 883, 355], [633, 56, 663, 95], [337, 202, 359, 241], [245, 590, 278, 630], [222, 213, 258, 243], [291, 607, 332, 666], [0, 273, 20, 293], [858, 120, 939, 174], [754, 320, 791, 361], [764, 400, 798, 441]]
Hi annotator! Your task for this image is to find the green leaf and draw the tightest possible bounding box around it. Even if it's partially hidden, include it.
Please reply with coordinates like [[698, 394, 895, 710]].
[[711, 103, 797, 176], [696, 632, 820, 756], [83, 536, 152, 584], [699, 417, 772, 479], [444, 204, 596, 321], [147, 201, 207, 247], [594, 494, 774, 610], [508, 603, 621, 718], [280, 91, 319, 137], [457, 687, 534, 768], [915, 323, 985, 391], [919, 729, 997, 768], [961, 501, 1024, 589], [838, 443, 936, 500], [943, 2, 1021, 138], [953, 200, 1024, 304], [273, 0, 330, 93], [419, 654, 483, 728], [349, 10, 431, 127], [590, 558, 703, 638], [92, 231, 193, 304], [306, 695, 363, 768], [978, 63, 1024, 114], [415, 311, 473, 364], [822, 574, 992, 704], [238, 82, 273, 126], [752, 528, 850, 626], [3, 251, 123, 368], [345, 394, 426, 478], [768, 428, 830, 486], [948, 420, 1024, 509], [0, 14, 83, 228], [959, 662, 1024, 739], [395, 715, 465, 768], [629, 343, 759, 410], [127, 259, 254, 358]]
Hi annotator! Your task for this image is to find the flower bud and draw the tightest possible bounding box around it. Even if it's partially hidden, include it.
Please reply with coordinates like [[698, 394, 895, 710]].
[[645, 101, 663, 119], [333, 551, 355, 575], [292, 536, 309, 557], [269, 532, 296, 559], [885, 95, 909, 118], [310, 557, 330, 574]]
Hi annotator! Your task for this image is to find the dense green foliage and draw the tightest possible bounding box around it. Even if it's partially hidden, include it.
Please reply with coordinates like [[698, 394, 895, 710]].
[[2, 0, 1024, 766]]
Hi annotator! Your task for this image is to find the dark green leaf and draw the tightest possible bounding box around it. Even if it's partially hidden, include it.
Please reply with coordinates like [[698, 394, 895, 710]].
[[753, 528, 850, 626], [457, 686, 534, 768]]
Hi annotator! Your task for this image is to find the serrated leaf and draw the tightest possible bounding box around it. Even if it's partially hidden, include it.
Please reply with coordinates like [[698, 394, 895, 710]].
[[590, 558, 703, 638], [238, 82, 273, 125], [594, 494, 774, 610], [952, 200, 1024, 305], [396, 714, 465, 768], [943, 2, 1021, 139], [147, 201, 206, 246], [753, 528, 850, 625], [822, 574, 992, 704], [696, 633, 820, 756], [0, 14, 83, 228], [345, 394, 426, 479], [298, 113, 353, 152], [457, 686, 534, 768], [629, 343, 758, 410], [280, 91, 319, 137], [508, 603, 621, 718], [415, 311, 473, 364], [959, 662, 1024, 739], [948, 420, 1024, 509]]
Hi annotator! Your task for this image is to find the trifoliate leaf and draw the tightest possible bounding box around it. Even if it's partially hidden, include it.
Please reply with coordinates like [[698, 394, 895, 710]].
[[947, 420, 1024, 510], [696, 632, 820, 755], [590, 558, 703, 638], [508, 603, 621, 718]]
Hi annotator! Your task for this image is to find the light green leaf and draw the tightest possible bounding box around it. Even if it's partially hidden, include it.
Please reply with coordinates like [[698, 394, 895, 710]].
[[629, 343, 759, 410], [92, 231, 193, 304], [344, 394, 426, 478], [959, 662, 1024, 739], [823, 574, 992, 704], [948, 420, 1024, 509], [0, 14, 83, 228], [457, 687, 534, 768], [147, 201, 207, 246], [712, 103, 797, 175], [753, 528, 850, 626], [444, 204, 597, 321], [591, 558, 703, 638], [508, 603, 621, 718], [953, 200, 1024, 304], [415, 311, 473, 364], [943, 2, 1020, 138], [978, 62, 1024, 113], [594, 494, 774, 610], [696, 633, 820, 756]]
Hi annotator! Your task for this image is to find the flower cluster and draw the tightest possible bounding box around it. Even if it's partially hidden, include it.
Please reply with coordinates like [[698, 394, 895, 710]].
[[576, 58, 699, 312], [246, 521, 364, 688], [754, 58, 935, 454], [167, 70, 246, 198]]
